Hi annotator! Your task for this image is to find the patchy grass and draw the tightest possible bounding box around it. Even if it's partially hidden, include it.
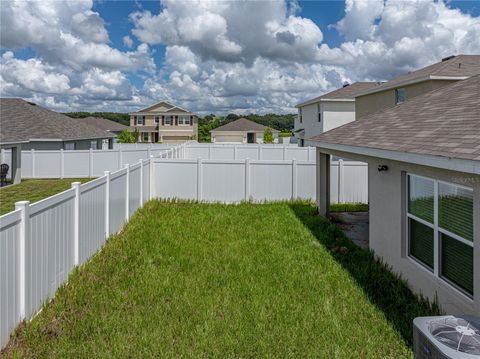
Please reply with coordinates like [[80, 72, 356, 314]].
[[3, 201, 440, 358], [330, 202, 368, 212], [0, 178, 94, 215]]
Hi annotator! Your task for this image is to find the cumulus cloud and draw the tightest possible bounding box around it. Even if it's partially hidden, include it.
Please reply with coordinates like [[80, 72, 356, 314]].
[[1, 0, 479, 114]]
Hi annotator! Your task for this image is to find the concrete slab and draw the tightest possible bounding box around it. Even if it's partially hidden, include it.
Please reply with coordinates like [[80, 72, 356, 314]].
[[330, 212, 369, 249]]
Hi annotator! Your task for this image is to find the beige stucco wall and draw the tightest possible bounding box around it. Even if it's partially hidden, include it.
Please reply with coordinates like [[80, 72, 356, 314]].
[[316, 148, 479, 315], [211, 130, 279, 144], [355, 80, 457, 119]]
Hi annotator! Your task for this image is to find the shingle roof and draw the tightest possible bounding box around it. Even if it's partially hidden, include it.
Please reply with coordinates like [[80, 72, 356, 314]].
[[356, 55, 480, 97], [77, 117, 129, 132], [211, 118, 280, 132], [309, 75, 480, 161], [296, 82, 379, 107], [0, 98, 114, 143]]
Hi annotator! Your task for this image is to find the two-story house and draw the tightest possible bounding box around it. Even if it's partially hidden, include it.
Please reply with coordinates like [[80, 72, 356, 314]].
[[129, 101, 198, 143], [294, 82, 378, 146], [355, 54, 480, 119]]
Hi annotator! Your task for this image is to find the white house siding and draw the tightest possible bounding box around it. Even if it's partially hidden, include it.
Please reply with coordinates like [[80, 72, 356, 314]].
[[295, 101, 355, 144]]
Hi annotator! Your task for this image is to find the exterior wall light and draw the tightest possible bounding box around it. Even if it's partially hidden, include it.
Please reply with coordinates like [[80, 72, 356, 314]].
[[378, 165, 388, 172]]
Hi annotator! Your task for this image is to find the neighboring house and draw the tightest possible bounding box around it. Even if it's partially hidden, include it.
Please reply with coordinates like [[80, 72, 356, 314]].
[[129, 101, 198, 143], [77, 117, 130, 137], [210, 118, 279, 144], [355, 54, 480, 119], [0, 98, 114, 151], [295, 82, 378, 147], [308, 75, 480, 314]]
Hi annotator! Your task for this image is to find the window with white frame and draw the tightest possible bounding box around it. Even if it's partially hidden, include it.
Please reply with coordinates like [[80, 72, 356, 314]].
[[90, 140, 98, 150], [178, 115, 191, 125], [142, 132, 149, 142], [164, 115, 173, 125], [317, 103, 322, 122], [407, 174, 474, 296], [154, 116, 160, 124], [136, 115, 145, 125]]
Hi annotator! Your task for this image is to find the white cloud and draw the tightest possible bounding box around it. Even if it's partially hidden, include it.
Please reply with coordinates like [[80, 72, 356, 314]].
[[1, 0, 479, 114], [123, 36, 134, 48]]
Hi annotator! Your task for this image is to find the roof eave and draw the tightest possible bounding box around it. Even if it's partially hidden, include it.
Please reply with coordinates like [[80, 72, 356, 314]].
[[305, 140, 480, 175]]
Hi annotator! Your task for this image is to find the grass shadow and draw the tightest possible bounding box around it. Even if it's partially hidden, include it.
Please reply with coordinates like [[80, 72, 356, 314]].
[[288, 202, 442, 347]]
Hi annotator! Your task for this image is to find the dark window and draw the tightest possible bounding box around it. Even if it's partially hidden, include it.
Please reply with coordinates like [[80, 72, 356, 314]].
[[409, 218, 434, 270], [395, 88, 406, 104]]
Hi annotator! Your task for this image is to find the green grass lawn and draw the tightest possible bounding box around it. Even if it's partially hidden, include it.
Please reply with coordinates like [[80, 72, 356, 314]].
[[330, 202, 368, 213], [3, 201, 440, 358], [0, 178, 94, 215]]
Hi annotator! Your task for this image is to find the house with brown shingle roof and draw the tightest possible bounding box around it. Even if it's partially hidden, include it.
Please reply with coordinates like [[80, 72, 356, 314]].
[[76, 117, 130, 136], [210, 118, 280, 144], [0, 98, 115, 151], [308, 75, 480, 315], [294, 82, 379, 146], [355, 54, 480, 119]]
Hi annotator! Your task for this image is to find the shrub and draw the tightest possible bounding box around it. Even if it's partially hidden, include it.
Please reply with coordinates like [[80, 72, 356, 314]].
[[117, 130, 136, 143], [263, 128, 274, 143]]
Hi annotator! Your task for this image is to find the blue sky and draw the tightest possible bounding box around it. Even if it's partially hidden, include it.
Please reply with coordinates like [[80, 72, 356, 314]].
[[1, 0, 480, 113]]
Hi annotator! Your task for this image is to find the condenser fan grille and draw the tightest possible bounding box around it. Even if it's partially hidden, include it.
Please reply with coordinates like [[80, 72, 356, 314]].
[[429, 317, 480, 355]]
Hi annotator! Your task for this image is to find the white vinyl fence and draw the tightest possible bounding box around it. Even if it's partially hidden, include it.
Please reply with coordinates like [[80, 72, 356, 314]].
[[0, 157, 154, 348], [151, 158, 368, 204], [0, 145, 185, 179], [184, 143, 316, 161]]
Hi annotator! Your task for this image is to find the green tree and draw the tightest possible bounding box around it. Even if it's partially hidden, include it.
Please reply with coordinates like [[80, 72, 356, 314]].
[[117, 130, 136, 143], [263, 128, 273, 144]]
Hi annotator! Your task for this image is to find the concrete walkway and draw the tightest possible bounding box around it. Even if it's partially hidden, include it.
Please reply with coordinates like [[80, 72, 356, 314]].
[[330, 212, 369, 249]]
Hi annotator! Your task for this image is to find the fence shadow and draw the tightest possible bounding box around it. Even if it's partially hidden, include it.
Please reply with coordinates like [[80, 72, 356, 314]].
[[288, 202, 442, 347]]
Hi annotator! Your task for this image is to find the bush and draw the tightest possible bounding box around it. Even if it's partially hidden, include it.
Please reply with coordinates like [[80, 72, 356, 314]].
[[263, 128, 274, 144], [117, 130, 136, 143]]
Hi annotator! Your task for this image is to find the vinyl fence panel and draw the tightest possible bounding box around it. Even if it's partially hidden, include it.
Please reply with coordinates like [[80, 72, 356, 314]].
[[128, 163, 142, 216], [202, 161, 246, 202], [26, 189, 76, 318], [296, 162, 316, 200], [79, 178, 107, 264], [63, 151, 90, 177], [152, 160, 198, 200], [250, 161, 293, 201], [33, 151, 62, 178], [142, 160, 150, 203], [0, 210, 22, 348], [109, 168, 128, 234], [92, 151, 119, 176]]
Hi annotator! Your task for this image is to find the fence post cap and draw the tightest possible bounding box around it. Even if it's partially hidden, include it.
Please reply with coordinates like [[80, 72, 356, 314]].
[[15, 200, 30, 208], [71, 181, 81, 188], [124, 163, 129, 168], [104, 170, 110, 175]]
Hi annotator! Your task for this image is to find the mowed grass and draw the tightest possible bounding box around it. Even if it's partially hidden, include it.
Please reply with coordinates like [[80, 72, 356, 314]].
[[0, 178, 94, 215], [4, 201, 440, 358]]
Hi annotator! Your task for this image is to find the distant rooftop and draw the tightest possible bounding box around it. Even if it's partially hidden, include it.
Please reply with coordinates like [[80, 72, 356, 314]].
[[355, 54, 480, 97], [211, 118, 280, 132], [296, 82, 379, 107], [0, 98, 114, 144], [77, 116, 130, 133], [309, 74, 480, 162]]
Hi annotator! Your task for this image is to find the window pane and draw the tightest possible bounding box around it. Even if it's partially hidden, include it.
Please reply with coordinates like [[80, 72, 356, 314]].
[[408, 175, 434, 223], [439, 182, 473, 241], [409, 218, 434, 269], [441, 233, 473, 295]]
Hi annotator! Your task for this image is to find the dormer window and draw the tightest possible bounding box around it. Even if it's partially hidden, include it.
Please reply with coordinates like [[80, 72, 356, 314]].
[[395, 88, 406, 104]]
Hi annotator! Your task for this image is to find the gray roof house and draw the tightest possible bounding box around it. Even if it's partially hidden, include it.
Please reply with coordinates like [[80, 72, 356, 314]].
[[294, 82, 379, 146], [308, 75, 480, 315], [0, 98, 114, 151], [0, 99, 115, 183], [76, 116, 130, 135], [211, 118, 280, 144]]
